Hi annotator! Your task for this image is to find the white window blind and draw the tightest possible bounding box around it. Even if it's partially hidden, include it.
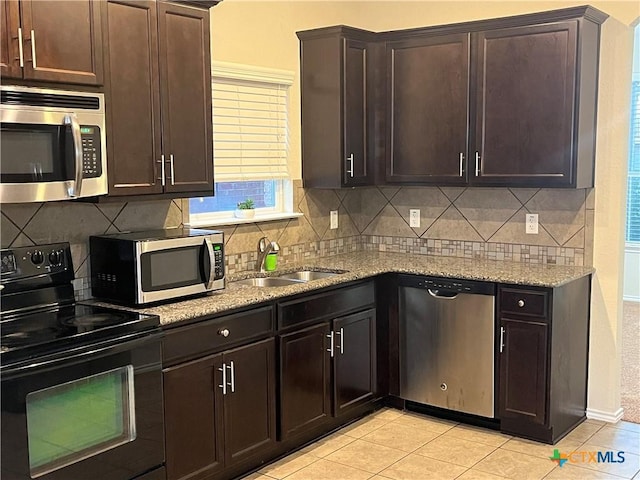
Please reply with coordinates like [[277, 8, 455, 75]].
[[212, 62, 294, 182]]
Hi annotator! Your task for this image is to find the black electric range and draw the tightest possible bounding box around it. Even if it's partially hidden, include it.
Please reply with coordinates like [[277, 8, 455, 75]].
[[0, 242, 165, 480]]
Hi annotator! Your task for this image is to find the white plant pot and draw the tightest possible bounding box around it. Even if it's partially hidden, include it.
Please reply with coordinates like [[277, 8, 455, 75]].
[[234, 209, 255, 219]]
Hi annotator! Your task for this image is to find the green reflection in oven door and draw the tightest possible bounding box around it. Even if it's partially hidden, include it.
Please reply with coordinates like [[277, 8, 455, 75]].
[[26, 366, 136, 478]]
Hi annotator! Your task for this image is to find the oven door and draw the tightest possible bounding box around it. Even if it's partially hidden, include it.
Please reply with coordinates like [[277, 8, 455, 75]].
[[0, 331, 164, 480], [136, 236, 224, 304]]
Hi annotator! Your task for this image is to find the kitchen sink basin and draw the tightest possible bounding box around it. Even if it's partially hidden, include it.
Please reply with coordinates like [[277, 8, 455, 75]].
[[276, 270, 341, 281], [233, 277, 304, 287]]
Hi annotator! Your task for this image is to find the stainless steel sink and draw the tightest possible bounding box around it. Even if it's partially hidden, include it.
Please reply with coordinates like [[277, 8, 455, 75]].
[[233, 277, 304, 287], [277, 270, 340, 281]]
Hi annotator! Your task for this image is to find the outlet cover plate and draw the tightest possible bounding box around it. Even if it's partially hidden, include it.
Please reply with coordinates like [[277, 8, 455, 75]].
[[409, 209, 420, 228], [526, 213, 539, 234], [330, 210, 338, 229]]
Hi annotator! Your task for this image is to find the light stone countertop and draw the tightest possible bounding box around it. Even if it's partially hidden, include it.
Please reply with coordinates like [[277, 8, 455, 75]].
[[87, 251, 594, 326]]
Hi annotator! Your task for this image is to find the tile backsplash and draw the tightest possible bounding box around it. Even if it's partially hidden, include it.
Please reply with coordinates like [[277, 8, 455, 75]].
[[1, 181, 592, 300]]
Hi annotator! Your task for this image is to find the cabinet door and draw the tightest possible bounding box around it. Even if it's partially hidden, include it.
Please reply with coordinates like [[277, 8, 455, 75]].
[[104, 0, 163, 196], [498, 318, 548, 425], [1, 0, 21, 78], [279, 322, 332, 440], [386, 34, 469, 184], [333, 309, 376, 415], [158, 2, 213, 194], [473, 22, 577, 186], [223, 338, 277, 467], [20, 0, 103, 85], [343, 38, 370, 186], [163, 353, 224, 480]]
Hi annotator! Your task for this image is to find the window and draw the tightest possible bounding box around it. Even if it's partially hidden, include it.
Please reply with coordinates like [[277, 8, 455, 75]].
[[627, 27, 640, 243], [188, 62, 298, 227]]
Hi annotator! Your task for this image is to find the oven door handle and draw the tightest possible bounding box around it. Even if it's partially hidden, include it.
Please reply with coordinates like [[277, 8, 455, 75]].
[[64, 113, 84, 198], [1, 331, 163, 378], [204, 237, 215, 289]]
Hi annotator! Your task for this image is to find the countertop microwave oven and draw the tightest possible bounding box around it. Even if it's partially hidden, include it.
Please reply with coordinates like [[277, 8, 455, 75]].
[[90, 229, 225, 306], [0, 85, 107, 203]]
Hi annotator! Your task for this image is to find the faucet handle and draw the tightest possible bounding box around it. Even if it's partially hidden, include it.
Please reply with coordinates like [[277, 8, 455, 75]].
[[258, 236, 269, 253]]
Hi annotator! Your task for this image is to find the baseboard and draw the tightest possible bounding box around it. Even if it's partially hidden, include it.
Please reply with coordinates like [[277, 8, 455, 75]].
[[586, 407, 624, 423]]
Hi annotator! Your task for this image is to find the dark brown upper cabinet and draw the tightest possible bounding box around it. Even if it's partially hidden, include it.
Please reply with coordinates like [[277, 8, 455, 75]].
[[386, 33, 469, 184], [299, 6, 607, 189], [103, 0, 214, 198], [297, 27, 376, 188], [1, 0, 104, 85]]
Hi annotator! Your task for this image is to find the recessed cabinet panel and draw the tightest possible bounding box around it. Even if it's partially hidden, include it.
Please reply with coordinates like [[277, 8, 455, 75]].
[[1, 0, 21, 79], [20, 0, 103, 85], [474, 23, 577, 186], [387, 34, 469, 184], [104, 0, 163, 196], [344, 39, 369, 185], [158, 2, 213, 193]]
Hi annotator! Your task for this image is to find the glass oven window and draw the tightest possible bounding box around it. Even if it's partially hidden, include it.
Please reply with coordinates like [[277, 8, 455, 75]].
[[25, 366, 136, 478]]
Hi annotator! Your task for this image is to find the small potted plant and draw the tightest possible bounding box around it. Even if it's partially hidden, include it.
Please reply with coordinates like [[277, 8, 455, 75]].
[[234, 198, 256, 219]]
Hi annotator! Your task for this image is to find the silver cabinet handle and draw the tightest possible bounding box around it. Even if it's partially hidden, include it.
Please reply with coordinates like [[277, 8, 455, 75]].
[[159, 155, 166, 186], [17, 28, 24, 67], [218, 328, 229, 337], [64, 114, 83, 197], [346, 153, 354, 178], [475, 151, 481, 176], [326, 331, 334, 357], [335, 328, 344, 354], [30, 29, 36, 68], [459, 152, 464, 177], [204, 237, 215, 289], [169, 154, 175, 185], [499, 326, 505, 353], [227, 361, 235, 393], [518, 299, 525, 308], [218, 363, 227, 395]]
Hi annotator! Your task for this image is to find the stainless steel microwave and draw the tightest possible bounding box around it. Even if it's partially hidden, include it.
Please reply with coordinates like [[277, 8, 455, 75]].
[[0, 85, 107, 203], [90, 229, 225, 305]]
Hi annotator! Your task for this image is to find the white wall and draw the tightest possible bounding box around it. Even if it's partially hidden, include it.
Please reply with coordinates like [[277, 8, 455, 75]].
[[210, 0, 640, 421]]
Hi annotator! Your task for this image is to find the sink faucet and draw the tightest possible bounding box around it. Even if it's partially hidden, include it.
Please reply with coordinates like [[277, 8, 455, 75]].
[[257, 236, 273, 273]]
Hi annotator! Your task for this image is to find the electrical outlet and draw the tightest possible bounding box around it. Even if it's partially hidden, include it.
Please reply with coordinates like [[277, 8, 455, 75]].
[[409, 209, 420, 228], [330, 210, 338, 229], [526, 213, 539, 234]]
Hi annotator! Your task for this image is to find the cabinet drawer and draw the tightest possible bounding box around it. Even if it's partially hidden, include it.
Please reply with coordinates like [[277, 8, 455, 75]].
[[278, 282, 375, 330], [499, 287, 549, 318], [163, 305, 274, 365]]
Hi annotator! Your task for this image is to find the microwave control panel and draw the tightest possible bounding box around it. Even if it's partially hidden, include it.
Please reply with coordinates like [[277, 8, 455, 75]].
[[80, 126, 102, 178], [213, 243, 224, 279]]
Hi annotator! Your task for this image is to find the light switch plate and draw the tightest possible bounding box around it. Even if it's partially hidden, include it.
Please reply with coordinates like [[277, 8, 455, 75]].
[[330, 210, 338, 229], [526, 213, 539, 234], [409, 209, 420, 228]]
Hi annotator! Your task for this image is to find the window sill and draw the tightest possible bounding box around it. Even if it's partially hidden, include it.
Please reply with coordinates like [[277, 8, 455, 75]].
[[186, 212, 304, 228]]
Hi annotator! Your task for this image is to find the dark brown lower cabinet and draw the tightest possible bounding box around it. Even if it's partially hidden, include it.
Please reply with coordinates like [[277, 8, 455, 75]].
[[334, 309, 377, 414], [164, 338, 277, 480], [498, 318, 548, 425], [279, 322, 332, 440], [279, 307, 378, 440], [497, 278, 590, 444]]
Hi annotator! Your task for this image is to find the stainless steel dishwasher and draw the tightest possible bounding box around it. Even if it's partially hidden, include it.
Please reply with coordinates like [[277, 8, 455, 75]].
[[399, 275, 496, 418]]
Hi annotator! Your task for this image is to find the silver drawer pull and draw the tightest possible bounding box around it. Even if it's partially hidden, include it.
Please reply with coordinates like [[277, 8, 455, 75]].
[[326, 331, 334, 357], [518, 299, 525, 308], [218, 328, 230, 337], [218, 363, 227, 395], [499, 326, 505, 353], [227, 361, 235, 393]]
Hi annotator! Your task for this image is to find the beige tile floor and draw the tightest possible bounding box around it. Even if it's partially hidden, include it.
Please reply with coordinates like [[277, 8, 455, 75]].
[[242, 409, 640, 480]]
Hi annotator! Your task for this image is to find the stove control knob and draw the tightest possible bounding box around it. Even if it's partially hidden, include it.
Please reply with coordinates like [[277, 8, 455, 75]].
[[49, 250, 63, 266], [31, 250, 44, 265]]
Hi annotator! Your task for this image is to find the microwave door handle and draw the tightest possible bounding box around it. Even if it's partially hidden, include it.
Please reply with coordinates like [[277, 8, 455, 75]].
[[64, 114, 83, 198], [204, 237, 215, 289]]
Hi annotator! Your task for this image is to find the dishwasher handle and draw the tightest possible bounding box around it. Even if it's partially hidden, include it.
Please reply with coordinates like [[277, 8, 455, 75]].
[[427, 289, 459, 300]]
